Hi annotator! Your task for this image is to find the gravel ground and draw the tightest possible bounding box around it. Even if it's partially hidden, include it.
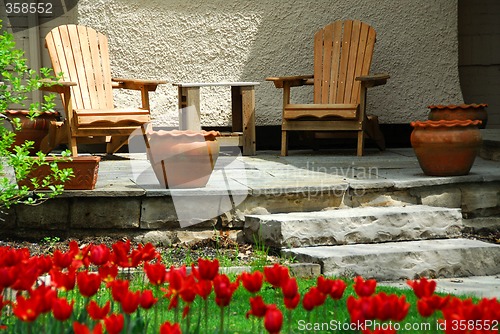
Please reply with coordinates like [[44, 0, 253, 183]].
[[0, 229, 497, 267]]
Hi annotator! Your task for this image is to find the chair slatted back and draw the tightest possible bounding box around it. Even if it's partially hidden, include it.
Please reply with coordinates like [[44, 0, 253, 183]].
[[313, 20, 376, 105], [45, 25, 114, 110]]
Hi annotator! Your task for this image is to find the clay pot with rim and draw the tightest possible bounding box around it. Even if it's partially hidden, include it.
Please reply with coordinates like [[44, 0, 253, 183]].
[[428, 104, 488, 129], [17, 155, 101, 190], [410, 119, 482, 176], [2, 109, 60, 154], [145, 129, 220, 188]]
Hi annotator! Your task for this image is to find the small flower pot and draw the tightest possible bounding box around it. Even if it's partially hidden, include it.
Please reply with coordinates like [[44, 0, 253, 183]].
[[17, 156, 100, 190], [410, 119, 482, 176], [3, 109, 60, 155], [428, 104, 488, 129], [146, 129, 220, 188]]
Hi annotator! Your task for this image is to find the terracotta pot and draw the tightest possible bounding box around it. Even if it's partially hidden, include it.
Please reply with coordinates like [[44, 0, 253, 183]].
[[146, 129, 220, 188], [3, 109, 60, 154], [428, 104, 488, 129], [410, 120, 482, 176], [17, 156, 100, 190]]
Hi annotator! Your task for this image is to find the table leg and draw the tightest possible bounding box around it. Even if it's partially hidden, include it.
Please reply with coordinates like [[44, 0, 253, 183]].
[[178, 86, 201, 131], [231, 86, 256, 156]]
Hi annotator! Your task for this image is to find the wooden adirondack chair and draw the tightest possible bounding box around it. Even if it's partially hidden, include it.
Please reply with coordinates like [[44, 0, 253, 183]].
[[266, 20, 389, 156], [40, 24, 166, 156]]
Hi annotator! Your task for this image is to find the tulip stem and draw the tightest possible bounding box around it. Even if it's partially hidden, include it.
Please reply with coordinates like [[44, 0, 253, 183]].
[[204, 298, 208, 333], [220, 306, 225, 334]]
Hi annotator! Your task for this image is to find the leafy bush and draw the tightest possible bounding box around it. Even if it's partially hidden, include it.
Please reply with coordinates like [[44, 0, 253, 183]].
[[0, 20, 72, 214]]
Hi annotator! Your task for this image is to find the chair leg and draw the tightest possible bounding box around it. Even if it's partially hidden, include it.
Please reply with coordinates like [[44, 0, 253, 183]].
[[69, 137, 78, 156], [281, 130, 288, 156], [356, 130, 364, 156], [107, 136, 128, 154]]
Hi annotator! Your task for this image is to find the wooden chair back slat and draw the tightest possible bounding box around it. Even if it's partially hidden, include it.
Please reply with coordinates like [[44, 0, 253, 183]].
[[45, 24, 114, 111], [313, 20, 376, 105]]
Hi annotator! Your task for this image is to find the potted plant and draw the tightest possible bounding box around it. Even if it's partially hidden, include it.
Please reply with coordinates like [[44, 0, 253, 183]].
[[0, 20, 75, 211]]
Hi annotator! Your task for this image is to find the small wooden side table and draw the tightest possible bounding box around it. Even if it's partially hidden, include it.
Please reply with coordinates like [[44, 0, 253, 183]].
[[173, 82, 259, 156]]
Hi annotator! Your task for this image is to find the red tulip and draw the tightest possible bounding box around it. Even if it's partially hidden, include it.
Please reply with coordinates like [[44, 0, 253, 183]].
[[281, 277, 298, 299], [196, 279, 213, 299], [104, 314, 124, 334], [284, 293, 301, 310], [240, 271, 263, 293], [195, 258, 219, 281], [373, 292, 409, 322], [140, 289, 158, 309], [144, 262, 167, 285], [77, 271, 101, 297], [264, 304, 283, 334], [417, 298, 436, 318], [302, 286, 326, 311], [13, 295, 42, 322], [98, 263, 119, 284], [70, 242, 91, 269], [90, 244, 110, 266], [120, 290, 141, 314], [329, 279, 347, 300], [160, 321, 182, 334], [179, 276, 197, 303], [10, 262, 40, 291], [213, 274, 239, 307], [354, 276, 377, 297], [73, 322, 103, 334], [30, 284, 57, 314], [246, 295, 268, 318], [407, 277, 436, 299], [264, 264, 289, 289], [137, 243, 158, 262], [317, 276, 334, 294], [110, 279, 129, 303], [87, 300, 110, 320], [51, 297, 74, 321], [50, 268, 76, 291], [111, 240, 135, 268], [0, 266, 18, 289], [52, 249, 74, 269], [0, 247, 29, 267]]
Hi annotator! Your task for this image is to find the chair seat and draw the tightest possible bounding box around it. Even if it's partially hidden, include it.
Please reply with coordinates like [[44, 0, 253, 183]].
[[74, 108, 150, 127], [284, 103, 359, 119]]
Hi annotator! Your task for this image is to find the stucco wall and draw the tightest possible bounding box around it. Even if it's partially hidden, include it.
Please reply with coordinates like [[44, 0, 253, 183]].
[[76, 0, 462, 127]]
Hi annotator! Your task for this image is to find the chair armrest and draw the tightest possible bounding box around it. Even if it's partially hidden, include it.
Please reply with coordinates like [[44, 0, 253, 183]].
[[266, 75, 314, 88], [355, 73, 390, 88], [39, 79, 76, 93], [112, 78, 167, 91]]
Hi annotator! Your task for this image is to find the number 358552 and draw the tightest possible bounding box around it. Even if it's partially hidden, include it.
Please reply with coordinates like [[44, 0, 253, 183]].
[[5, 3, 53, 14]]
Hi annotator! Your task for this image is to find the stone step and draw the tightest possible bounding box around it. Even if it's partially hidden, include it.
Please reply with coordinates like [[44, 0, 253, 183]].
[[281, 238, 500, 280], [244, 205, 462, 248], [479, 129, 500, 161]]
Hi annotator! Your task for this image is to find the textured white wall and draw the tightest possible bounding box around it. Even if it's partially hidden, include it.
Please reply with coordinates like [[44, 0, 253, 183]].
[[76, 0, 462, 127]]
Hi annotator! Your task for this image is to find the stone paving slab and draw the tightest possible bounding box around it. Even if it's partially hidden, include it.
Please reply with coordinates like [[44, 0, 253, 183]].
[[379, 275, 500, 299], [245, 205, 463, 247], [282, 238, 500, 280]]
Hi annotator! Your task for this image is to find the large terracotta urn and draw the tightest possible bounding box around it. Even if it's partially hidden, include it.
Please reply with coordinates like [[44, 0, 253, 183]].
[[428, 104, 488, 129], [410, 119, 482, 176], [146, 129, 220, 188]]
